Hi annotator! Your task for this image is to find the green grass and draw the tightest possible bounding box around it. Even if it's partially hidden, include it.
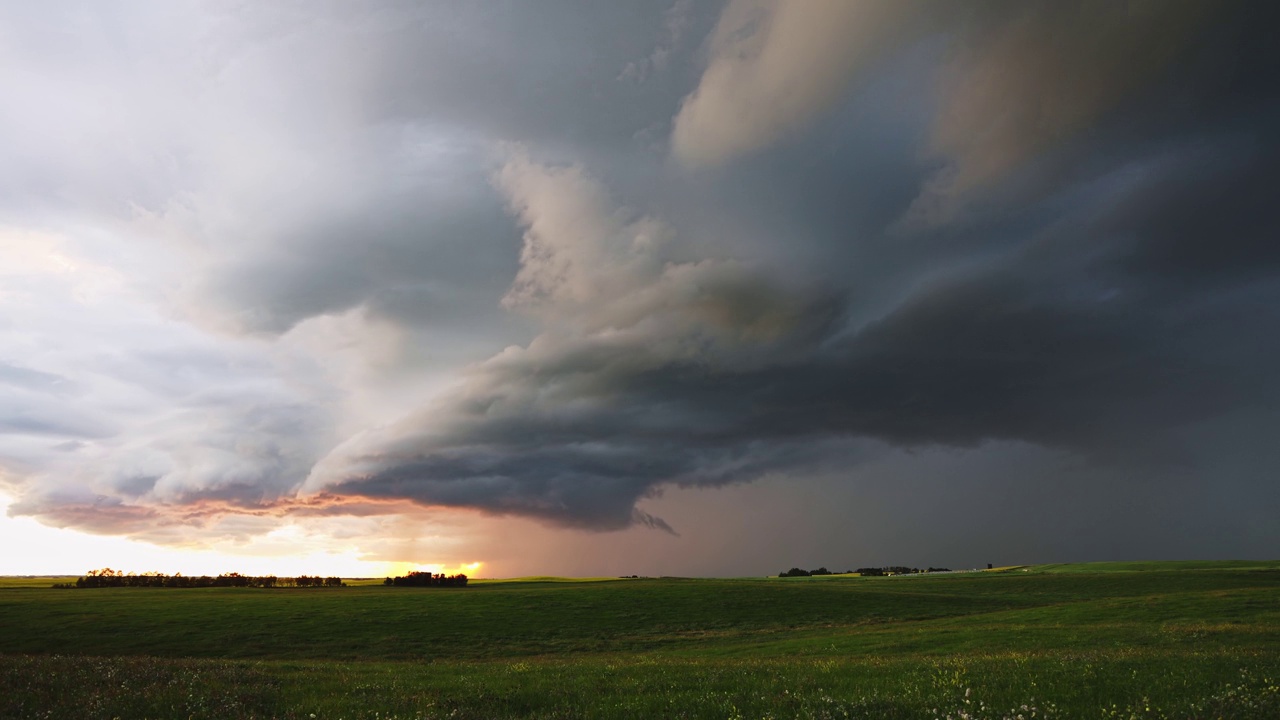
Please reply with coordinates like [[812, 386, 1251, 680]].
[[0, 576, 77, 588], [341, 575, 638, 588], [1031, 559, 1280, 574], [472, 576, 641, 584], [2, 561, 1279, 718]]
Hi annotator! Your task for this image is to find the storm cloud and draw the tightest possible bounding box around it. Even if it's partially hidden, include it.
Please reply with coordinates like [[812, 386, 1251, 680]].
[[1, 1, 1277, 568]]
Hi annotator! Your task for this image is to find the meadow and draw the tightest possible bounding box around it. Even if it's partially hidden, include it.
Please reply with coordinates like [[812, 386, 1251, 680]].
[[1, 561, 1278, 719]]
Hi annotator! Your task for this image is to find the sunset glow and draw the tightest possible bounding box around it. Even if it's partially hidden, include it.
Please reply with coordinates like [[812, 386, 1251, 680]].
[[0, 492, 476, 578]]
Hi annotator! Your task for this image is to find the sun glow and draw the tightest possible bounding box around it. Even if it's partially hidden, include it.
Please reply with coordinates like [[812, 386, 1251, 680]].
[[376, 560, 484, 578], [0, 493, 481, 579]]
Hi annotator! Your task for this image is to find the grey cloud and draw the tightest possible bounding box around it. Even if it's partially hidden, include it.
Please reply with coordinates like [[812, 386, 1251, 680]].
[[898, 0, 1276, 229], [0, 364, 107, 439], [671, 0, 919, 167], [902, 0, 1218, 224], [366, 3, 705, 150], [176, 2, 704, 338], [1105, 140, 1280, 289], [310, 135, 1280, 530], [0, 362, 75, 394], [194, 178, 519, 335], [671, 0, 1263, 225], [320, 266, 1253, 528], [618, 0, 697, 84], [0, 414, 108, 440], [304, 153, 849, 527]]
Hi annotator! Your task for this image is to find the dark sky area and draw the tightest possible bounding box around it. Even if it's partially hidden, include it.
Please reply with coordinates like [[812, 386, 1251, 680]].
[[1, 1, 1277, 575]]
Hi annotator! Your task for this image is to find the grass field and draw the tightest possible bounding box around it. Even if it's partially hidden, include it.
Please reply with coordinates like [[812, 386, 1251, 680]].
[[1, 561, 1278, 718]]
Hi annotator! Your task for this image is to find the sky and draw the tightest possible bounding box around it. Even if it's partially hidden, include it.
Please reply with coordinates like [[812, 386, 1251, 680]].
[[1, 1, 1278, 578]]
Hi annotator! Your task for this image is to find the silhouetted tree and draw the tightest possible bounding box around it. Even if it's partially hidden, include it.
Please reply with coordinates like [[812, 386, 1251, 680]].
[[56, 570, 345, 589], [385, 571, 469, 588]]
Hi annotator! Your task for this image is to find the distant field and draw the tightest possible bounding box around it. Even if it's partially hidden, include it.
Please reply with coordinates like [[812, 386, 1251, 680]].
[[0, 576, 77, 589], [2, 561, 1278, 718]]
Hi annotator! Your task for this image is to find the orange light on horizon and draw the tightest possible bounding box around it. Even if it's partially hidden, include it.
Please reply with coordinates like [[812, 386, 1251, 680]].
[[376, 560, 484, 578], [0, 492, 484, 579]]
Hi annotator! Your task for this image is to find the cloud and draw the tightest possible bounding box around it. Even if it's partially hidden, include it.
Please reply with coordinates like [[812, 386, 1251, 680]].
[[671, 0, 915, 167], [304, 137, 1278, 531], [1105, 138, 1280, 289], [0, 221, 345, 536], [669, 1, 1242, 220], [898, 0, 1225, 228], [618, 0, 695, 83], [304, 152, 843, 528]]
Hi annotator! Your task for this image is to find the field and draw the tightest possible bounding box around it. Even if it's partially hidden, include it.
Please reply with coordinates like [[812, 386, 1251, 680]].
[[1, 561, 1278, 719]]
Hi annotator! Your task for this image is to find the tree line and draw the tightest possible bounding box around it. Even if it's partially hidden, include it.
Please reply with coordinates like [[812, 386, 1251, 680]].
[[778, 566, 952, 577], [383, 571, 469, 587], [53, 568, 344, 589]]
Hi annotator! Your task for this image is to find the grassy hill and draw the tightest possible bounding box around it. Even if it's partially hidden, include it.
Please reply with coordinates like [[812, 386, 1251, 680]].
[[2, 561, 1278, 718]]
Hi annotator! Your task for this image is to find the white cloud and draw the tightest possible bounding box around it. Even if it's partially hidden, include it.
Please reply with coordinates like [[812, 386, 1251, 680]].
[[0, 222, 342, 528]]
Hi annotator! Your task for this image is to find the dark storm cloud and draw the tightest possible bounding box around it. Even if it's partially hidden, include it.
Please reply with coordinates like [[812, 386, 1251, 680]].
[[323, 260, 1257, 528], [304, 1, 1280, 534], [1107, 140, 1280, 289]]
